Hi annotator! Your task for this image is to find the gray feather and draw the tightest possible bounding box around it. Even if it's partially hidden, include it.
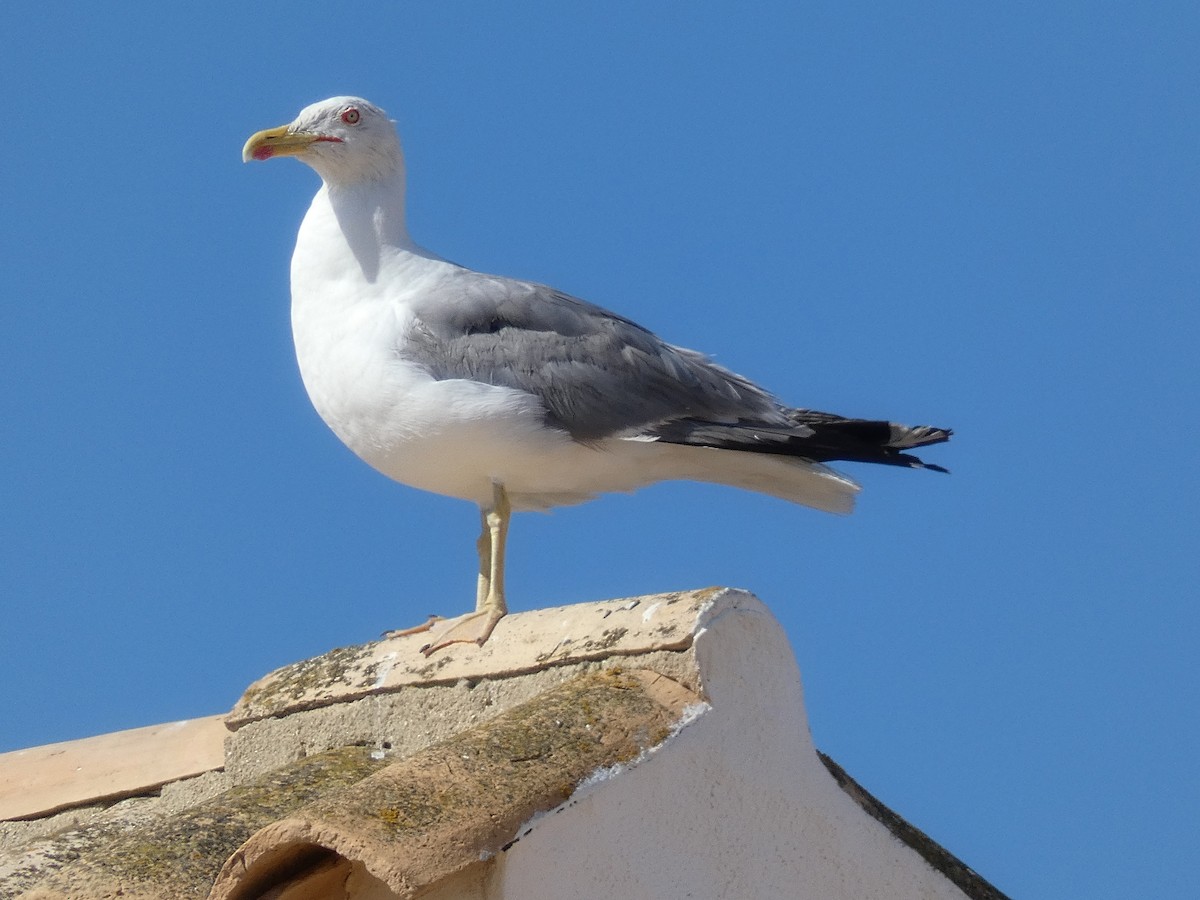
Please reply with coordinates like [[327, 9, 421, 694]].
[[403, 270, 787, 440], [402, 267, 951, 473]]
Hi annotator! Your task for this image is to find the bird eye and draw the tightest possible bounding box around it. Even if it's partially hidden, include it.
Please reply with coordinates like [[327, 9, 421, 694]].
[[340, 108, 361, 125]]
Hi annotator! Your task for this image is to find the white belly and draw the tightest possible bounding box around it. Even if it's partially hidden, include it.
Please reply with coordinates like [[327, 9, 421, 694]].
[[291, 289, 672, 510]]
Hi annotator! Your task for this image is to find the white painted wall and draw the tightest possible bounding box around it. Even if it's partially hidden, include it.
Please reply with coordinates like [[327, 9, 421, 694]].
[[441, 591, 967, 900]]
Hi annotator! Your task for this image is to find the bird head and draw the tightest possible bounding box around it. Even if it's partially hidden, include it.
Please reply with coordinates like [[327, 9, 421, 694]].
[[242, 97, 404, 185]]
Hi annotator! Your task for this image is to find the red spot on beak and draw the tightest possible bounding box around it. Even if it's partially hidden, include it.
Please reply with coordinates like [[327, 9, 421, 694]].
[[251, 145, 275, 161]]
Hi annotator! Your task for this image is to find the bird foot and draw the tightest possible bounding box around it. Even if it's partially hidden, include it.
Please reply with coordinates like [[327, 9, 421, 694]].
[[417, 608, 505, 657], [383, 615, 445, 639]]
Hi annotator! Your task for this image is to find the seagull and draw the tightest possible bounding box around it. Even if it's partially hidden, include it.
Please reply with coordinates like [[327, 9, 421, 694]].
[[243, 96, 950, 655]]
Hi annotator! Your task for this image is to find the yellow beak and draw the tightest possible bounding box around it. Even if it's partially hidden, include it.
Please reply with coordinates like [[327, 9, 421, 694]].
[[242, 124, 325, 162]]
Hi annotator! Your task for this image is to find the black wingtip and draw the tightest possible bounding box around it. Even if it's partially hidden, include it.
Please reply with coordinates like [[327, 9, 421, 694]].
[[892, 449, 950, 474]]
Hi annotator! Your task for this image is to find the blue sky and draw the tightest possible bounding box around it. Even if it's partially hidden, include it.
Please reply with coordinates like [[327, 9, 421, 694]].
[[1, 3, 1196, 897]]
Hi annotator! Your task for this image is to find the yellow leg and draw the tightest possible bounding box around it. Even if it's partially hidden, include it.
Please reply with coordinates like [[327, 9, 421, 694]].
[[482, 481, 510, 615], [417, 482, 511, 656]]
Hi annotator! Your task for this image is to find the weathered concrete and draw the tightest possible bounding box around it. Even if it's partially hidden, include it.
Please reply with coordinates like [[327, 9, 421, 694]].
[[210, 669, 696, 900]]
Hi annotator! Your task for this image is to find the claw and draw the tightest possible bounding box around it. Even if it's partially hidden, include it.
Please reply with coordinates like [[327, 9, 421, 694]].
[[420, 607, 505, 656], [383, 615, 444, 639]]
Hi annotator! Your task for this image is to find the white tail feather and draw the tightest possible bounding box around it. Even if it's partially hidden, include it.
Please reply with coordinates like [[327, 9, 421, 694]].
[[667, 445, 860, 515]]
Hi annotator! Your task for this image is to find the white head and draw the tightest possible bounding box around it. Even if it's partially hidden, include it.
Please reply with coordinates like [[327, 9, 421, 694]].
[[242, 97, 404, 186]]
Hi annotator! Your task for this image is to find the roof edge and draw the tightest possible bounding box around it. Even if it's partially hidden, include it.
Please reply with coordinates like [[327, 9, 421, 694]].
[[226, 588, 728, 729], [818, 752, 1010, 900]]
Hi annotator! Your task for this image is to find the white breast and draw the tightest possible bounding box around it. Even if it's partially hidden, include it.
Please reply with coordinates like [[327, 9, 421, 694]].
[[288, 190, 601, 508]]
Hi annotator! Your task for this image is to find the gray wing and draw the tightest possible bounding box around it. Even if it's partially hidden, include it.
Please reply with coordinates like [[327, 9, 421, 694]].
[[403, 270, 788, 441]]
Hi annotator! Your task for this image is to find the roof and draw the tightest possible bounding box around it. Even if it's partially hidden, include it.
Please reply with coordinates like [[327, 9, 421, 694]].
[[0, 588, 1008, 900]]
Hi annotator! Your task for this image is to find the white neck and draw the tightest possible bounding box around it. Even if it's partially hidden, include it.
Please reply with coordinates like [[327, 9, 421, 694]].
[[310, 169, 421, 283], [329, 172, 412, 243]]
